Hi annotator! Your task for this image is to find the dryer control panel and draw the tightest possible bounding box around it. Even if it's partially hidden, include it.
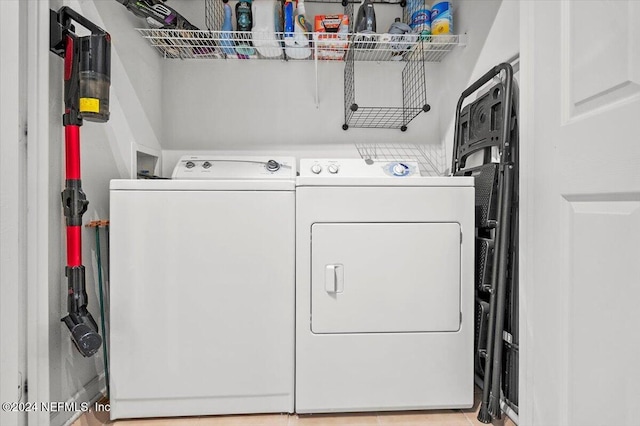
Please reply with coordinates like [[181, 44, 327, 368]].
[[300, 159, 421, 178], [172, 156, 296, 180]]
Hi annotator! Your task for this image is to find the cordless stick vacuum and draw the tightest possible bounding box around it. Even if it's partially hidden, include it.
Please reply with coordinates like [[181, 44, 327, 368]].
[[114, 0, 199, 30], [50, 7, 111, 358]]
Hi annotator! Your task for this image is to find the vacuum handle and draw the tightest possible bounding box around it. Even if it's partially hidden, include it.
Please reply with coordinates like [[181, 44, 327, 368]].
[[50, 6, 109, 58], [58, 6, 107, 36]]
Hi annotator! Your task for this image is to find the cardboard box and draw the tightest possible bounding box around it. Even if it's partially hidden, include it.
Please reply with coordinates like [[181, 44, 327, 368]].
[[314, 14, 349, 60]]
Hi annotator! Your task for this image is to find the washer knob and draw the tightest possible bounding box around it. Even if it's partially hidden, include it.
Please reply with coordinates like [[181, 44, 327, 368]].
[[311, 164, 322, 174], [392, 163, 409, 176], [202, 161, 212, 169], [185, 161, 195, 169], [266, 160, 280, 172], [328, 164, 339, 174]]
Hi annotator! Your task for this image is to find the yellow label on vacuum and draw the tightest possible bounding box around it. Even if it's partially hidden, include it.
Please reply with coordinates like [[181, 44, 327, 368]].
[[79, 98, 100, 113]]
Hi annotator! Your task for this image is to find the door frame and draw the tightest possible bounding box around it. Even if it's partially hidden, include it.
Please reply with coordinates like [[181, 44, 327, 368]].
[[26, 1, 52, 424], [518, 1, 536, 425], [1, 1, 27, 424]]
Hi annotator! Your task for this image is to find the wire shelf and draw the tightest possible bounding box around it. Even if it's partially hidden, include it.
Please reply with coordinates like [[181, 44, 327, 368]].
[[136, 28, 460, 61], [355, 143, 446, 176], [141, 0, 462, 132], [204, 0, 405, 27], [305, 0, 405, 3]]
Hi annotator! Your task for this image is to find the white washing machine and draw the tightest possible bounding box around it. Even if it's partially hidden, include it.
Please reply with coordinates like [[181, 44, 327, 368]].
[[295, 159, 475, 413], [109, 156, 296, 419]]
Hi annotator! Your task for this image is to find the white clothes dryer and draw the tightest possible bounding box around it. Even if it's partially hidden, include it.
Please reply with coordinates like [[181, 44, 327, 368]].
[[295, 159, 475, 413], [109, 156, 296, 419]]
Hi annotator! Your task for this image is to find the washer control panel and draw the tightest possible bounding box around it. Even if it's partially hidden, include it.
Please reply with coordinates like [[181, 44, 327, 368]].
[[300, 159, 420, 178], [172, 156, 296, 179]]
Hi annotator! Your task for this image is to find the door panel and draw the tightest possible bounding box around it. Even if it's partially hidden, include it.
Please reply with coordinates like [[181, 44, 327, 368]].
[[311, 223, 461, 334], [565, 196, 640, 426], [567, 1, 640, 118]]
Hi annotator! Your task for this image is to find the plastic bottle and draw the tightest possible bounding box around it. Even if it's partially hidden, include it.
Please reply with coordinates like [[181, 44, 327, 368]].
[[220, 0, 235, 55], [299, 0, 313, 33], [407, 0, 431, 36], [355, 0, 376, 33], [236, 0, 253, 32], [283, 0, 295, 36], [235, 0, 255, 57], [285, 0, 311, 59], [431, 1, 453, 35], [252, 0, 282, 58], [355, 0, 376, 49]]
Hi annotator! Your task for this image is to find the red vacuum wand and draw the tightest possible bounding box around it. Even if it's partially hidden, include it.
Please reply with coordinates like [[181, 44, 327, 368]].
[[51, 7, 111, 357]]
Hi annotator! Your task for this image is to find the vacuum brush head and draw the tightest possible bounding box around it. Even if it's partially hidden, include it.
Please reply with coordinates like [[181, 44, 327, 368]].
[[63, 314, 102, 357]]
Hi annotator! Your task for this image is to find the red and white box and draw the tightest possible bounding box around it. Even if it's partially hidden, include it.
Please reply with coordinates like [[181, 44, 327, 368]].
[[314, 14, 349, 60]]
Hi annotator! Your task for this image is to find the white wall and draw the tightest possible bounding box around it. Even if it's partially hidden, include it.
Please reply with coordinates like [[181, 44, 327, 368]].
[[161, 58, 441, 145]]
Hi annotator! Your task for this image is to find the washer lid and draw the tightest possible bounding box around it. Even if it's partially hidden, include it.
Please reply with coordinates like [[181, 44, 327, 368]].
[[172, 156, 296, 180], [110, 179, 295, 191]]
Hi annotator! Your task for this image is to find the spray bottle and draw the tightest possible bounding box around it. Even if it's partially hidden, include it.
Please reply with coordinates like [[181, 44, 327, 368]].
[[355, 0, 377, 49], [355, 0, 376, 33], [286, 0, 311, 59]]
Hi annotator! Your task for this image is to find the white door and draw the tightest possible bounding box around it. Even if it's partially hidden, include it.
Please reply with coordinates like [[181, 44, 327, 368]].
[[521, 1, 640, 425]]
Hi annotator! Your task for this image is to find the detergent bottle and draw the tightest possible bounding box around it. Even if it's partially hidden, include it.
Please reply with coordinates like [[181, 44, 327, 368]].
[[235, 0, 255, 57], [236, 0, 253, 32], [252, 0, 282, 57]]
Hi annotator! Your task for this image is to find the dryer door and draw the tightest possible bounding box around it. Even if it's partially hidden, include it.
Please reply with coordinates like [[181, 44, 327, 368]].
[[311, 222, 461, 334]]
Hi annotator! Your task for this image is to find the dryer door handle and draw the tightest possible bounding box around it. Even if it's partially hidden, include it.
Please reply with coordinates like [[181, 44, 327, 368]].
[[325, 264, 344, 293]]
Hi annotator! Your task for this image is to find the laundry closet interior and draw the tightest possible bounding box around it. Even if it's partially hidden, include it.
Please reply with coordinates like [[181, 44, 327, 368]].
[[6, 1, 638, 426]]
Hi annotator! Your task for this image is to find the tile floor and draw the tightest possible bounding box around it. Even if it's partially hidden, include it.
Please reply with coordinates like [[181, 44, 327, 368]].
[[72, 389, 516, 426]]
